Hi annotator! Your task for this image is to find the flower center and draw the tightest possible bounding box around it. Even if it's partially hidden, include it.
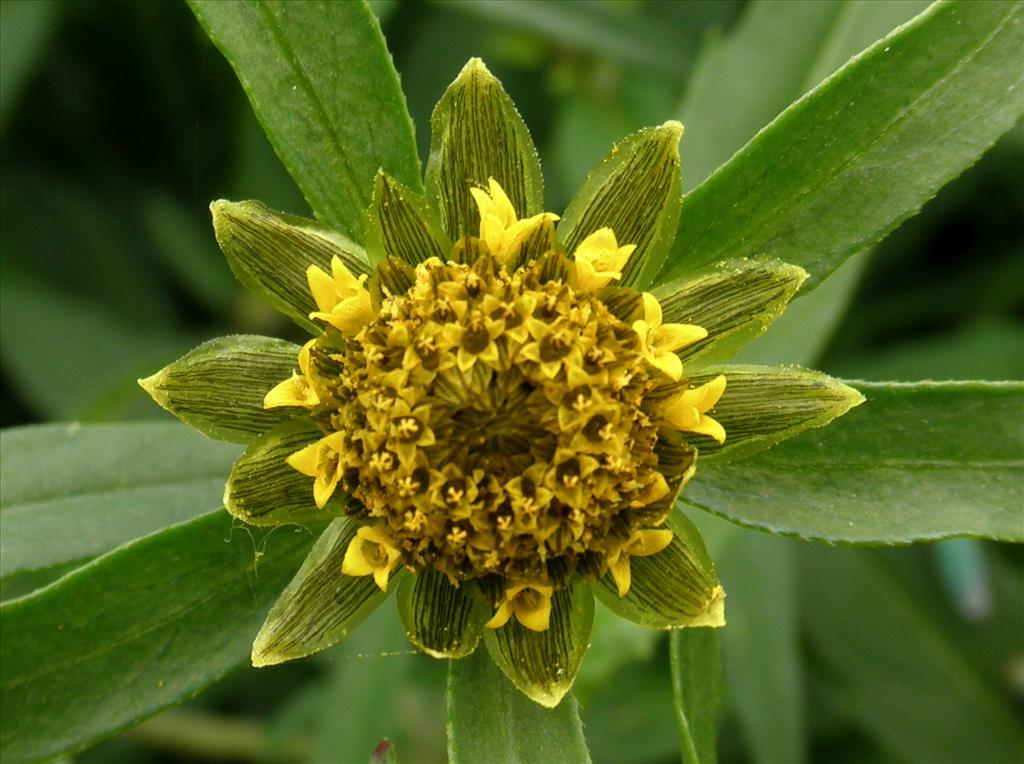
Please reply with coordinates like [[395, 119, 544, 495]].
[[306, 254, 684, 587]]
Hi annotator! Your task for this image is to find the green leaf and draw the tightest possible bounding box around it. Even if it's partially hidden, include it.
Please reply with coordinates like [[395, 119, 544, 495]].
[[251, 518, 390, 666], [0, 509, 316, 763], [686, 365, 865, 462], [679, 0, 932, 191], [594, 510, 724, 630], [189, 0, 421, 239], [0, 0, 59, 131], [651, 259, 807, 366], [439, 0, 695, 76], [140, 191, 239, 314], [799, 546, 1024, 762], [484, 584, 594, 708], [364, 171, 451, 267], [425, 58, 544, 240], [210, 199, 367, 333], [687, 381, 1024, 543], [712, 526, 806, 764], [396, 567, 487, 658], [447, 647, 592, 764], [0, 423, 239, 581], [663, 0, 1024, 290], [140, 335, 302, 444], [0, 272, 195, 421], [225, 418, 339, 527], [670, 628, 721, 764], [560, 122, 683, 290]]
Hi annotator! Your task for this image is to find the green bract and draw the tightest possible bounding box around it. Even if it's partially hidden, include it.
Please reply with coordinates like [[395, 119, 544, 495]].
[[141, 59, 864, 707]]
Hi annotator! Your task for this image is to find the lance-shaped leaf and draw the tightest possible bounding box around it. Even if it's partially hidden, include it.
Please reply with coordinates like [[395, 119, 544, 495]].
[[139, 335, 302, 444], [560, 122, 682, 290], [225, 418, 336, 527], [364, 171, 451, 268], [426, 58, 544, 240], [211, 200, 367, 332], [671, 628, 721, 764], [189, 0, 421, 238], [662, 0, 1024, 290], [484, 584, 594, 708], [684, 365, 865, 462], [652, 260, 808, 366], [0, 509, 316, 764], [447, 647, 592, 764], [397, 567, 488, 658], [687, 381, 1024, 543], [595, 510, 724, 630], [252, 517, 390, 666], [0, 423, 238, 582]]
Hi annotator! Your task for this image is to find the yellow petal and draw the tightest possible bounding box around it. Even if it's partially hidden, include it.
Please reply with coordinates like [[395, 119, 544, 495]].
[[487, 178, 518, 227], [573, 227, 636, 292], [609, 556, 632, 597], [662, 399, 701, 430], [285, 440, 322, 478], [650, 351, 684, 381], [690, 374, 727, 412], [306, 264, 337, 314], [652, 323, 708, 354], [641, 292, 663, 326], [630, 529, 674, 557], [515, 587, 553, 632], [484, 600, 515, 630], [313, 467, 341, 509], [330, 255, 362, 290], [341, 533, 377, 577], [691, 414, 727, 445], [373, 565, 392, 592], [263, 373, 318, 409], [329, 290, 375, 336]]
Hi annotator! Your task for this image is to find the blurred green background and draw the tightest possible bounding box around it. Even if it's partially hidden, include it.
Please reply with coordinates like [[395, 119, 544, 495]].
[[1, 1, 1021, 762]]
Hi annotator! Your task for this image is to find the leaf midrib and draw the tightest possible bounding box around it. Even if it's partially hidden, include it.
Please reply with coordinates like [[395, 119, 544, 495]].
[[253, 1, 365, 227]]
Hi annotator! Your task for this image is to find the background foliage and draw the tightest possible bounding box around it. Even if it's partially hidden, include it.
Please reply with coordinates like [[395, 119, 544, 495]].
[[1, 1, 1021, 762]]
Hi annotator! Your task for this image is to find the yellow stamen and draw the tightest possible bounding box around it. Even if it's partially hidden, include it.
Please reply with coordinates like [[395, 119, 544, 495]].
[[485, 582, 555, 632], [572, 227, 635, 292], [662, 375, 727, 444], [633, 293, 707, 381]]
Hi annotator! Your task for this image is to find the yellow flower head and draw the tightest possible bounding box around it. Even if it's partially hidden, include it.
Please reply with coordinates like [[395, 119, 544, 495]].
[[572, 227, 636, 292], [143, 57, 863, 709]]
